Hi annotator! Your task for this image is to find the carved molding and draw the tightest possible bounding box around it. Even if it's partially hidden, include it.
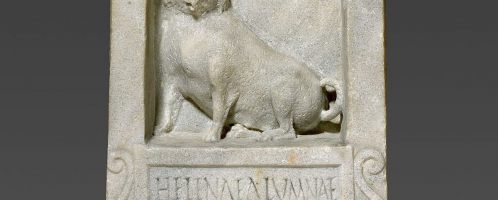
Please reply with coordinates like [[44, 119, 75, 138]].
[[107, 148, 135, 200], [354, 149, 386, 200]]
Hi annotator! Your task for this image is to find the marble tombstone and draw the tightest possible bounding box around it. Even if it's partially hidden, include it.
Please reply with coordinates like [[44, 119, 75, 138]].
[[107, 0, 386, 199]]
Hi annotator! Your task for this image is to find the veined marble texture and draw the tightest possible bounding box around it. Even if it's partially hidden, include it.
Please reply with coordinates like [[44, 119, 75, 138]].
[[107, 0, 386, 199]]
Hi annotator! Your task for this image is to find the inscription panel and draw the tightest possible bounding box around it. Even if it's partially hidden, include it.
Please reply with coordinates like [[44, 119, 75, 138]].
[[149, 167, 343, 200]]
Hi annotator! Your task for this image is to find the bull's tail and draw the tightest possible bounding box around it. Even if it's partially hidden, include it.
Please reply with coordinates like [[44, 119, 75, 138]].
[[320, 78, 344, 122]]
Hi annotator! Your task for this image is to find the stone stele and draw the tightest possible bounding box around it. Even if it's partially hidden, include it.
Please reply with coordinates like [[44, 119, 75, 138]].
[[107, 0, 386, 199]]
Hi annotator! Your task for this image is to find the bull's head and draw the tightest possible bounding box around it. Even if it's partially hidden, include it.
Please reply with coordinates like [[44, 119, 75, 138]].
[[167, 0, 231, 19]]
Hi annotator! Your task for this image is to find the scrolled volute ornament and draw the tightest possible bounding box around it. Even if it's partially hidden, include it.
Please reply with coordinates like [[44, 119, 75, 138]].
[[107, 148, 135, 200], [354, 149, 386, 200]]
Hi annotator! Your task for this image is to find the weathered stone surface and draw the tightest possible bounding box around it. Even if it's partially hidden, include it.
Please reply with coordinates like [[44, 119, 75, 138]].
[[147, 144, 353, 200], [107, 0, 386, 199]]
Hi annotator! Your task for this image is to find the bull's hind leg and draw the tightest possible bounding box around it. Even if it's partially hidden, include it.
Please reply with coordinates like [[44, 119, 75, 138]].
[[154, 84, 183, 136], [260, 118, 296, 141], [260, 87, 297, 141]]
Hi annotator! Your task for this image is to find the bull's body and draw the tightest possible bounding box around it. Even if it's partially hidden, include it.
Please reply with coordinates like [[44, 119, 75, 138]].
[[155, 10, 340, 141]]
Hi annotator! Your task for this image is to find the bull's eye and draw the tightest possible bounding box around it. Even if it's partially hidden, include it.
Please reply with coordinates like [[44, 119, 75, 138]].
[[185, 2, 192, 7]]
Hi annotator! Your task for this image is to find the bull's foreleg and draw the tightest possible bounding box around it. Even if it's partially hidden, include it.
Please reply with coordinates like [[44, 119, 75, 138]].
[[154, 83, 183, 136], [203, 85, 238, 142], [204, 59, 238, 142], [204, 86, 233, 142]]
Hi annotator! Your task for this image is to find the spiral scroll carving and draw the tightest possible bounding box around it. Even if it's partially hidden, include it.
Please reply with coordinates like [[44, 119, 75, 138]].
[[107, 148, 135, 200], [354, 149, 386, 200]]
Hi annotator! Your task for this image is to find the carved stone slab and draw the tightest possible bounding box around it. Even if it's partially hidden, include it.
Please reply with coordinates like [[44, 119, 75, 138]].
[[107, 0, 386, 199]]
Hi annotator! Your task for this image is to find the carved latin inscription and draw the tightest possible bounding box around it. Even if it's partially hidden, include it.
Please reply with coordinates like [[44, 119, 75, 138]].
[[149, 167, 341, 200]]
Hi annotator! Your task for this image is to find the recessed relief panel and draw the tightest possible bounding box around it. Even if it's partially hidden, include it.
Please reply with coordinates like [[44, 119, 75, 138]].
[[152, 0, 346, 141]]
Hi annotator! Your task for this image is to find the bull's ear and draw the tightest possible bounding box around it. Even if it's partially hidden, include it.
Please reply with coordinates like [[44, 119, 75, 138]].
[[218, 0, 231, 13]]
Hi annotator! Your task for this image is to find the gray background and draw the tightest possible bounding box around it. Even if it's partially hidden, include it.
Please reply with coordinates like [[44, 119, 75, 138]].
[[0, 0, 496, 199]]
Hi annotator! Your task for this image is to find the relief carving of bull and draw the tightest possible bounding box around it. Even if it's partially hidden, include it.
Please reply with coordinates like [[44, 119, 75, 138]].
[[154, 0, 344, 142]]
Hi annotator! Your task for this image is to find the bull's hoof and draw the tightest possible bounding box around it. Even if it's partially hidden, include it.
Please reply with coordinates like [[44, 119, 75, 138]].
[[259, 129, 296, 141], [153, 126, 168, 137], [203, 133, 221, 142], [153, 122, 174, 136]]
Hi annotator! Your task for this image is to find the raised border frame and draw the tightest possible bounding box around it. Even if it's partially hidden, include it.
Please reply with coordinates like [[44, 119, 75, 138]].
[[106, 0, 386, 199]]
